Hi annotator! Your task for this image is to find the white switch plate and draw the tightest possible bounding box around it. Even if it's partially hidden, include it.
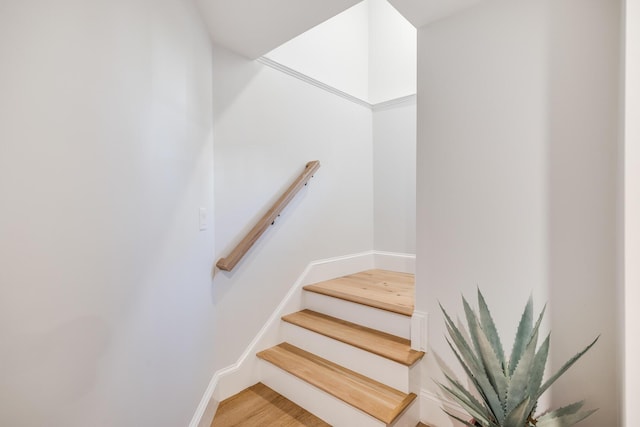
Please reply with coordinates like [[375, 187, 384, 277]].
[[199, 207, 207, 231]]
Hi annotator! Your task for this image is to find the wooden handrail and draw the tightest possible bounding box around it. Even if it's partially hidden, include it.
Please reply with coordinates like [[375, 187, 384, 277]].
[[216, 160, 321, 272]]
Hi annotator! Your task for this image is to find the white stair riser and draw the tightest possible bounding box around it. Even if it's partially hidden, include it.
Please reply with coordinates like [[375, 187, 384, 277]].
[[259, 360, 386, 427], [303, 292, 411, 339], [281, 322, 413, 393]]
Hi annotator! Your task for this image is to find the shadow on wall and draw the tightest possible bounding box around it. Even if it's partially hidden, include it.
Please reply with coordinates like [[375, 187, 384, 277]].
[[212, 46, 262, 122], [545, 0, 621, 425]]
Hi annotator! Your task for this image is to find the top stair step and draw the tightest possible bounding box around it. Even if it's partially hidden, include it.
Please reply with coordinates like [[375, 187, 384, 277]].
[[282, 309, 424, 366], [303, 269, 414, 316], [257, 342, 417, 426]]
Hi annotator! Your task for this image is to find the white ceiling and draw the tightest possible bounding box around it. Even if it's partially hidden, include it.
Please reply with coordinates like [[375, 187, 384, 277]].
[[196, 0, 362, 59], [196, 0, 487, 59], [388, 0, 485, 28]]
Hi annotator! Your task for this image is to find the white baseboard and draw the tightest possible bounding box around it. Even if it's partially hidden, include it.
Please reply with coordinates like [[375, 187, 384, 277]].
[[420, 390, 469, 427], [190, 250, 417, 427], [299, 251, 376, 286], [373, 250, 415, 274], [196, 398, 218, 427]]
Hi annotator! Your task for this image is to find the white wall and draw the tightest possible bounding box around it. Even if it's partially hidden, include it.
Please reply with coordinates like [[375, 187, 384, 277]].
[[211, 45, 374, 370], [264, 1, 370, 101], [625, 1, 640, 425], [416, 0, 621, 425], [368, 0, 417, 104], [0, 1, 215, 426], [373, 99, 416, 253]]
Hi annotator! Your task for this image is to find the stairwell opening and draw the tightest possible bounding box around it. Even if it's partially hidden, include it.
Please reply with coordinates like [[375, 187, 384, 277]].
[[262, 0, 418, 255]]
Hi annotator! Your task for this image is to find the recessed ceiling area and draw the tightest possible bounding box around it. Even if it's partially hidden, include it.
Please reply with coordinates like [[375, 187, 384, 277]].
[[195, 0, 488, 60], [264, 0, 417, 104], [388, 0, 485, 28], [195, 0, 361, 59]]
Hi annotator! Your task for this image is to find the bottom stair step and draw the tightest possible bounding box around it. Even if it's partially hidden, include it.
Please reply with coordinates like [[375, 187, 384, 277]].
[[257, 342, 417, 425], [211, 382, 330, 427]]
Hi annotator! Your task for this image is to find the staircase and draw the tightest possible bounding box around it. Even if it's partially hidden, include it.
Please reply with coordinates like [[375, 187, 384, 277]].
[[212, 269, 425, 427]]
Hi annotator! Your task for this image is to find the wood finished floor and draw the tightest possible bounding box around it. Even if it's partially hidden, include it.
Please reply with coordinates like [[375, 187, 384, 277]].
[[302, 269, 414, 316], [211, 382, 330, 427]]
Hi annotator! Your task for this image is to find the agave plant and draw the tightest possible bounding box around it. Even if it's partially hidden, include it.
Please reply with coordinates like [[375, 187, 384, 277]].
[[438, 290, 599, 427]]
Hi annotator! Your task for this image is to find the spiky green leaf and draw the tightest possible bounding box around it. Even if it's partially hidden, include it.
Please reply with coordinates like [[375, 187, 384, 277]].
[[535, 336, 600, 400], [463, 296, 483, 358], [508, 296, 533, 376], [524, 334, 550, 417], [444, 322, 480, 373], [503, 397, 531, 427], [438, 379, 491, 425], [445, 337, 504, 421], [536, 401, 597, 427], [537, 400, 585, 420], [441, 303, 481, 371], [505, 324, 540, 413], [464, 298, 508, 419], [442, 371, 494, 423], [477, 289, 506, 373]]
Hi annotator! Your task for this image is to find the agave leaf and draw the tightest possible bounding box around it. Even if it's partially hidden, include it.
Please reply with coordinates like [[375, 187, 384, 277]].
[[536, 400, 597, 426], [524, 334, 550, 416], [475, 326, 509, 419], [505, 323, 540, 413], [529, 303, 547, 351], [506, 306, 546, 416], [441, 371, 493, 424], [463, 296, 482, 357], [535, 336, 600, 400], [444, 301, 505, 423], [537, 409, 598, 427], [503, 397, 530, 427], [443, 317, 481, 374], [477, 289, 506, 373], [537, 400, 585, 420], [464, 298, 508, 419], [508, 296, 533, 376], [445, 337, 504, 421], [531, 303, 546, 338], [438, 379, 491, 425], [441, 303, 481, 370]]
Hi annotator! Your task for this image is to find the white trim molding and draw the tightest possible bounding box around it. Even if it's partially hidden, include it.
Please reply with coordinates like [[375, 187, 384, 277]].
[[257, 56, 372, 108], [257, 56, 417, 111], [372, 250, 415, 273], [371, 94, 416, 111], [189, 251, 416, 427]]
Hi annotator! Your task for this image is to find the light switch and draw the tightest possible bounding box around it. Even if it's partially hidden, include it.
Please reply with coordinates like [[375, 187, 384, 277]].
[[199, 207, 207, 231]]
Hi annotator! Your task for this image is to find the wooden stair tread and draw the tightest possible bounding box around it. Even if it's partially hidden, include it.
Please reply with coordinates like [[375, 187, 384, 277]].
[[211, 382, 330, 427], [282, 309, 424, 366], [257, 343, 416, 425], [303, 269, 414, 316]]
